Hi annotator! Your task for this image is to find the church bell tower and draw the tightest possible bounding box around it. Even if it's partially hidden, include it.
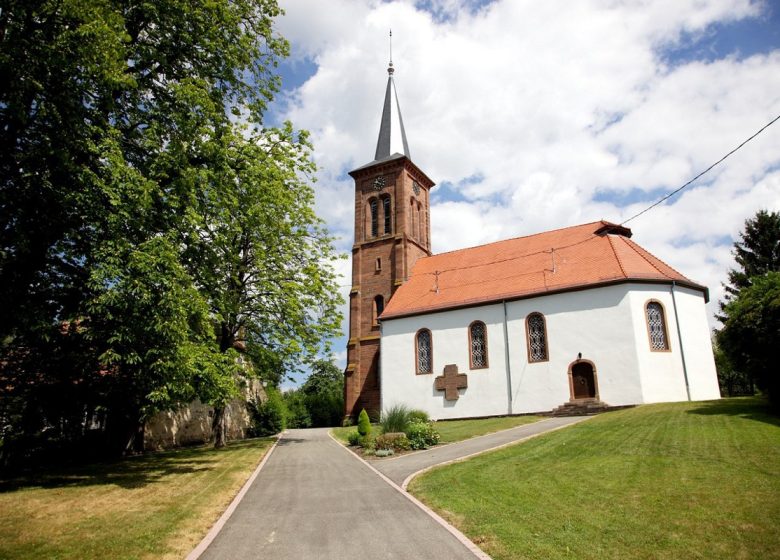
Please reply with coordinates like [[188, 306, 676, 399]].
[[344, 57, 435, 418]]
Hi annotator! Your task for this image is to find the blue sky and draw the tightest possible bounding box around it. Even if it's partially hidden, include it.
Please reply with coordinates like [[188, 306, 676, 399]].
[[269, 0, 780, 387]]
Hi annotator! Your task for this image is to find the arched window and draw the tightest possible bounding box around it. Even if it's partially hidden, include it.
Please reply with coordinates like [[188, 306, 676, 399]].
[[382, 196, 392, 234], [373, 295, 384, 324], [526, 313, 548, 362], [645, 301, 670, 351], [369, 198, 378, 237], [416, 329, 432, 374], [469, 321, 488, 369], [410, 198, 416, 239]]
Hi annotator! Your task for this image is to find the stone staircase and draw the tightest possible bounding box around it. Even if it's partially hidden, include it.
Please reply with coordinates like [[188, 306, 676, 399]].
[[551, 398, 610, 416]]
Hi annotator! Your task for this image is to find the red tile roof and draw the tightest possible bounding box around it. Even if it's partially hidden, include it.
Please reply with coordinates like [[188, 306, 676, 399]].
[[381, 221, 706, 319]]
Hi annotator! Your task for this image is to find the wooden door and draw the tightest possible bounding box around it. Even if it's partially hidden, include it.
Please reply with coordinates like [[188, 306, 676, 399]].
[[572, 362, 595, 399]]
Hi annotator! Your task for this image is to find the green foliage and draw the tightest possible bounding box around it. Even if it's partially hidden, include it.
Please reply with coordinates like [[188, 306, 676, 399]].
[[0, 0, 343, 458], [347, 431, 361, 447], [358, 433, 375, 451], [405, 421, 441, 450], [717, 272, 780, 410], [408, 409, 430, 424], [247, 388, 286, 437], [300, 359, 344, 427], [282, 389, 311, 429], [357, 409, 371, 437], [721, 210, 780, 304], [381, 404, 412, 433], [375, 432, 411, 452]]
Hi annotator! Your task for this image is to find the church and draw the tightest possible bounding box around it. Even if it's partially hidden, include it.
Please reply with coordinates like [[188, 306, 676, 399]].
[[343, 61, 720, 420]]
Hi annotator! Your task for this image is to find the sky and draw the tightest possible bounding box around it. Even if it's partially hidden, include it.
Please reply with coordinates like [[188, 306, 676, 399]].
[[267, 0, 780, 385]]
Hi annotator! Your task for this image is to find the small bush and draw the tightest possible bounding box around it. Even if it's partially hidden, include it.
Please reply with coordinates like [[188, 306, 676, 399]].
[[375, 432, 410, 452], [342, 416, 354, 427], [247, 389, 287, 437], [408, 409, 430, 423], [358, 408, 371, 436], [358, 433, 375, 450], [347, 430, 361, 446], [375, 448, 394, 457], [381, 404, 411, 433], [405, 421, 440, 450]]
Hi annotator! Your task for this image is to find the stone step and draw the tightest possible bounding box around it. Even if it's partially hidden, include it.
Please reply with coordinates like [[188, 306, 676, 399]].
[[551, 399, 611, 416]]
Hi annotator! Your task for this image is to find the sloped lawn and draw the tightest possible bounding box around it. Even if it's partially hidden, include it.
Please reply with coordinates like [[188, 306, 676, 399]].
[[409, 398, 780, 560], [0, 437, 275, 560]]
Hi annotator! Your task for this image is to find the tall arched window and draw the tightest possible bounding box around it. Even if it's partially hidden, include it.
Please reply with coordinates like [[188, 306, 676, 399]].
[[469, 321, 488, 369], [382, 196, 392, 234], [645, 301, 670, 351], [526, 313, 548, 362], [373, 295, 384, 325], [410, 198, 416, 239], [416, 329, 432, 374], [369, 198, 378, 237]]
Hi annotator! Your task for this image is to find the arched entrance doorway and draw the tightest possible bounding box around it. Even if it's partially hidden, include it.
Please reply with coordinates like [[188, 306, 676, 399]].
[[569, 360, 598, 400]]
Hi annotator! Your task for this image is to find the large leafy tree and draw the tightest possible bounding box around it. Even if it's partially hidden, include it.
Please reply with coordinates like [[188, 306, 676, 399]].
[[717, 272, 780, 410], [300, 359, 345, 427], [0, 0, 340, 457]]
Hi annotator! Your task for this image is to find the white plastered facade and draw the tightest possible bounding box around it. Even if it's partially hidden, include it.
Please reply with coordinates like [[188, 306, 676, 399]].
[[380, 282, 720, 420]]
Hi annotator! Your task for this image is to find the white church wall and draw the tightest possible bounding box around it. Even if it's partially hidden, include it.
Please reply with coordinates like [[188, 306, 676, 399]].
[[506, 284, 644, 412], [628, 285, 719, 403], [381, 305, 511, 420]]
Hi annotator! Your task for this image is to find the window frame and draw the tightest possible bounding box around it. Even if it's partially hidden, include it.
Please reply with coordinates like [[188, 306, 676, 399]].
[[369, 198, 378, 238], [468, 320, 489, 369], [526, 312, 549, 363], [415, 328, 433, 375], [645, 300, 671, 352], [382, 195, 392, 234], [373, 295, 384, 325]]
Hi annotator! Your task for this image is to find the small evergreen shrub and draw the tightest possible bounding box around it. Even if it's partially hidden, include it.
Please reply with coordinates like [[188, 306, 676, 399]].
[[375, 448, 394, 457], [405, 421, 440, 450], [358, 433, 375, 450], [347, 430, 361, 446], [375, 432, 410, 452], [381, 404, 411, 433], [357, 408, 371, 437], [408, 409, 430, 424]]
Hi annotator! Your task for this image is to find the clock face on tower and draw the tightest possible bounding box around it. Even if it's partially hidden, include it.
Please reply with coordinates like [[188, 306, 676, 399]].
[[372, 176, 386, 190]]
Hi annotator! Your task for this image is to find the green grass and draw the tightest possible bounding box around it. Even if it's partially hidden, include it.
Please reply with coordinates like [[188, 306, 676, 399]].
[[0, 437, 275, 560], [331, 415, 543, 446], [434, 415, 544, 443], [409, 398, 780, 560]]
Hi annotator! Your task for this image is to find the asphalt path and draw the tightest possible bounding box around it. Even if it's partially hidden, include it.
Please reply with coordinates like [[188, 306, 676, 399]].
[[373, 415, 591, 487], [197, 427, 479, 560]]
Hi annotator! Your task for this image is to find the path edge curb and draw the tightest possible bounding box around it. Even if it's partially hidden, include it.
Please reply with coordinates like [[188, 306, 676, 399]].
[[185, 435, 281, 560], [327, 430, 493, 560]]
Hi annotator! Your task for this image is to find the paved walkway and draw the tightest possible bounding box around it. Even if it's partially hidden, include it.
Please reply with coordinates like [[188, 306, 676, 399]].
[[373, 415, 590, 486], [195, 416, 590, 559]]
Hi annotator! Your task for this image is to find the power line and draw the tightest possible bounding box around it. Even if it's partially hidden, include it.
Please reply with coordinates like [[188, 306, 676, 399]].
[[621, 112, 780, 225]]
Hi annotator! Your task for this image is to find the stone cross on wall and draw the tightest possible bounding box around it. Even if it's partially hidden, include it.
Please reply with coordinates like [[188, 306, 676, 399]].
[[434, 364, 468, 401]]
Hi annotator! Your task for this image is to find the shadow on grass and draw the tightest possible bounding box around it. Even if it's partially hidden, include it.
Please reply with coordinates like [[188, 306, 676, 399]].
[[0, 437, 272, 493], [687, 396, 780, 427]]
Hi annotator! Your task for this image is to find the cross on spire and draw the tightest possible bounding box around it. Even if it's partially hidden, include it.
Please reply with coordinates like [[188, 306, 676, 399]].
[[435, 364, 468, 401]]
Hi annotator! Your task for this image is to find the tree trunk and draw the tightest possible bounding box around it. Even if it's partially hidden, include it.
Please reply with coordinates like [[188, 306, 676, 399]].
[[212, 406, 227, 448]]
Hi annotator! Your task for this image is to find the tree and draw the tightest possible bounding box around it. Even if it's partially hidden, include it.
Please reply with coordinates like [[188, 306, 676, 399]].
[[300, 359, 345, 427], [717, 272, 780, 410], [721, 210, 780, 304], [0, 1, 341, 458]]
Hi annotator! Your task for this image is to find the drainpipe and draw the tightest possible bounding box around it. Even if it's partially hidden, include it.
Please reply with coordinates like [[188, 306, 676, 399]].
[[503, 300, 513, 415], [670, 281, 691, 401]]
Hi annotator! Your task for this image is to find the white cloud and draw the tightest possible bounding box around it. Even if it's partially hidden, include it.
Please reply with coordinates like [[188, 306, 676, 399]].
[[278, 0, 780, 337]]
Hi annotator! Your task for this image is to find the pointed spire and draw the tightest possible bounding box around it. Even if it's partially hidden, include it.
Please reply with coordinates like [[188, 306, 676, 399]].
[[375, 29, 410, 161]]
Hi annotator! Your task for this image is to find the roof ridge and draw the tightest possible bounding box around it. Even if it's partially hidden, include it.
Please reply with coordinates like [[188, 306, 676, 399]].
[[421, 220, 608, 260], [606, 235, 628, 278]]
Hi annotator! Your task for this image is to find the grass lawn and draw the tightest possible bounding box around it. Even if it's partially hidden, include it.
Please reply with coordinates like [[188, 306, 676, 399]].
[[331, 415, 544, 446], [0, 437, 275, 560], [409, 398, 780, 560]]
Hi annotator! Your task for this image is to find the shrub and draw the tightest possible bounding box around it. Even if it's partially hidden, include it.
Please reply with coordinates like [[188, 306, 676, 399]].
[[381, 404, 411, 433], [408, 409, 430, 424], [358, 408, 371, 436], [347, 430, 361, 446], [375, 432, 410, 452], [247, 389, 286, 436], [375, 448, 394, 457], [358, 433, 375, 450], [405, 421, 440, 450]]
